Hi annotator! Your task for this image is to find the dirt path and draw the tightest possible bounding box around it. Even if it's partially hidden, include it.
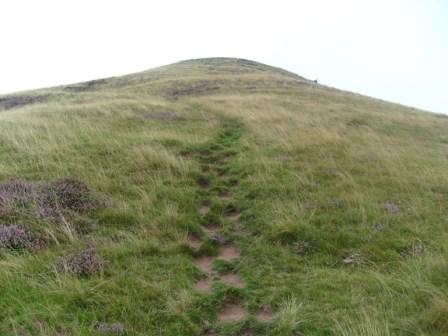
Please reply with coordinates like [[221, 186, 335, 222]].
[[183, 118, 274, 334]]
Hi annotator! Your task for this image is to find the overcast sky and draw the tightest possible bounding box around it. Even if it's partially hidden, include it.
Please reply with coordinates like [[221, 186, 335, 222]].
[[1, 0, 447, 113]]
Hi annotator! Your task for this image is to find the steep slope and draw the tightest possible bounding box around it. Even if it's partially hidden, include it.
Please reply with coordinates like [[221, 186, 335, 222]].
[[0, 58, 448, 336]]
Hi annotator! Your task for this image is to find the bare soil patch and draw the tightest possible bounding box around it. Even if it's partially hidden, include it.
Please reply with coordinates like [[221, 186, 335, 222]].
[[199, 205, 210, 215], [203, 223, 220, 235], [217, 302, 247, 323], [194, 256, 214, 273], [187, 234, 202, 250], [218, 244, 240, 261], [256, 307, 274, 322], [218, 190, 231, 199], [193, 278, 213, 294], [220, 273, 245, 288], [225, 211, 241, 221], [197, 177, 211, 190]]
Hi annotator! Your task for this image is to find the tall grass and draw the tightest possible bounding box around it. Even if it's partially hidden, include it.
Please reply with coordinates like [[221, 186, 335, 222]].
[[0, 58, 447, 335]]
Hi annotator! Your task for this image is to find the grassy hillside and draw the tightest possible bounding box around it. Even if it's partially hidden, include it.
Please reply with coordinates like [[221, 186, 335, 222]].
[[1, 57, 448, 335]]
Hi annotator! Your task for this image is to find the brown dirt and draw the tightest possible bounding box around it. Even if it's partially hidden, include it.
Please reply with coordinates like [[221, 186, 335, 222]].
[[218, 244, 240, 261], [203, 223, 220, 236], [217, 302, 248, 323], [199, 205, 210, 215], [256, 307, 274, 322], [194, 256, 214, 273], [218, 190, 231, 199], [197, 178, 210, 189], [193, 278, 213, 294], [220, 273, 245, 288], [225, 211, 241, 221], [187, 234, 202, 250]]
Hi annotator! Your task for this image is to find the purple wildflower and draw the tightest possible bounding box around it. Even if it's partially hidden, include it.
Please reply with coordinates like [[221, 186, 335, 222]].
[[0, 224, 31, 249]]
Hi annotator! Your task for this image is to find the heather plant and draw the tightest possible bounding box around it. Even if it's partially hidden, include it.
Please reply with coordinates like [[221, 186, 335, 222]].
[[0, 224, 32, 249], [0, 179, 35, 216], [0, 177, 100, 245], [40, 177, 97, 213], [0, 177, 97, 217], [56, 249, 106, 276]]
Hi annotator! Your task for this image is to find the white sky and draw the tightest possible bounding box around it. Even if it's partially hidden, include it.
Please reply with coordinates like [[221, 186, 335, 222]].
[[1, 0, 447, 113]]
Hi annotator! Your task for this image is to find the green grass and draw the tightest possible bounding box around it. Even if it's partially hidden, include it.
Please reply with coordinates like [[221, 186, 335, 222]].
[[0, 57, 448, 335]]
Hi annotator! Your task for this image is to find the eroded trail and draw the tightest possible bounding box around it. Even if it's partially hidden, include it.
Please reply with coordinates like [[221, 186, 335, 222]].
[[182, 118, 274, 335]]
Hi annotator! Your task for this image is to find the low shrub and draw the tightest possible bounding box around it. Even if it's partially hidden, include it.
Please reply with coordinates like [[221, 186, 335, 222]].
[[57, 249, 106, 276], [40, 177, 97, 212], [0, 224, 32, 249]]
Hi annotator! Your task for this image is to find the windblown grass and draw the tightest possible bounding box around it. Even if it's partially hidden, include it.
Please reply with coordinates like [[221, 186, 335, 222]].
[[0, 57, 447, 335]]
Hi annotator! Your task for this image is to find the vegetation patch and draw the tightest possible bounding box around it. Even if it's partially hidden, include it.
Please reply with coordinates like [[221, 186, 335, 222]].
[[64, 78, 108, 92], [144, 110, 182, 120], [0, 95, 47, 110], [0, 224, 32, 249], [42, 177, 98, 212], [0, 177, 102, 245], [56, 249, 106, 276], [0, 177, 98, 216], [95, 322, 126, 334]]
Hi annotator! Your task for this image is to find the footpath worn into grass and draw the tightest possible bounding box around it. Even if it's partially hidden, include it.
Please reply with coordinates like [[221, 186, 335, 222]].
[[185, 118, 277, 335], [1, 58, 448, 335]]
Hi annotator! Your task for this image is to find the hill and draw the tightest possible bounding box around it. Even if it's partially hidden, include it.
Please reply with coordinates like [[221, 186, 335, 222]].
[[0, 58, 448, 335]]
